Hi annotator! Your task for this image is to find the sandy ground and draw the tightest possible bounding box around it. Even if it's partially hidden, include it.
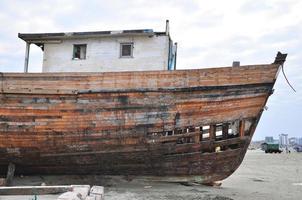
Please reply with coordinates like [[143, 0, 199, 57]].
[[1, 150, 301, 200]]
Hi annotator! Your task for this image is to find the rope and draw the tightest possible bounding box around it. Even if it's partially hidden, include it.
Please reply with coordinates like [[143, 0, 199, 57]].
[[281, 64, 296, 92]]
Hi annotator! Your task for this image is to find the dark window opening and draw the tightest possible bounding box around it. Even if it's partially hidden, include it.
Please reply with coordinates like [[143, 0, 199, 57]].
[[202, 125, 210, 140], [120, 43, 133, 58], [166, 131, 173, 136], [146, 120, 245, 146], [215, 124, 223, 140], [73, 44, 87, 60]]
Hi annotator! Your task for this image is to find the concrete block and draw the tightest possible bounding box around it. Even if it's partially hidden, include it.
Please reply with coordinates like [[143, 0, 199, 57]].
[[89, 186, 104, 200], [90, 186, 104, 195], [57, 191, 83, 200], [72, 185, 90, 199]]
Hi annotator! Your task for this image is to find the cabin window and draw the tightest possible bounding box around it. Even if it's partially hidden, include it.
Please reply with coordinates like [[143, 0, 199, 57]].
[[215, 124, 223, 139], [202, 125, 210, 139], [120, 43, 133, 58], [73, 44, 87, 60]]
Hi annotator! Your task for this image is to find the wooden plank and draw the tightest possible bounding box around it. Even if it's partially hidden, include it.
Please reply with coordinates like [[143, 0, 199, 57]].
[[222, 123, 229, 139], [209, 125, 216, 140], [239, 120, 245, 138], [1, 64, 279, 94], [5, 163, 15, 186], [194, 127, 200, 143], [0, 185, 73, 195]]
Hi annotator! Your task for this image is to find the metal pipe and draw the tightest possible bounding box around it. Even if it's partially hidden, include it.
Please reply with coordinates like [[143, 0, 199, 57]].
[[167, 38, 171, 70], [174, 42, 178, 70], [24, 42, 30, 73], [165, 20, 169, 35]]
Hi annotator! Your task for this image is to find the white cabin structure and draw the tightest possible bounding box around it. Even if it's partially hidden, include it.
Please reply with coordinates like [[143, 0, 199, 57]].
[[19, 21, 177, 73]]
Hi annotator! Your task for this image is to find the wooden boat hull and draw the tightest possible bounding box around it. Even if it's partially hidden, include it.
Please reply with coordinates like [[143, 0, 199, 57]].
[[0, 57, 285, 183]]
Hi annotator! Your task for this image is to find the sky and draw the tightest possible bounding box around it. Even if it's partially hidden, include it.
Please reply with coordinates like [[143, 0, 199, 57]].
[[0, 0, 301, 140]]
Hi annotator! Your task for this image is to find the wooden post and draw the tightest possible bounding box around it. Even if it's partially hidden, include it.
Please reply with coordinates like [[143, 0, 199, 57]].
[[209, 125, 216, 140], [24, 42, 30, 73], [6, 162, 15, 186], [165, 19, 170, 35], [222, 123, 229, 139], [194, 127, 200, 143], [239, 120, 245, 138]]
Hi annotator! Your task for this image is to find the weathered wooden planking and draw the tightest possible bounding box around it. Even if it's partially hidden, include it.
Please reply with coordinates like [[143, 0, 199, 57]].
[[0, 92, 266, 147], [0, 63, 281, 183], [0, 185, 73, 195], [1, 64, 278, 94]]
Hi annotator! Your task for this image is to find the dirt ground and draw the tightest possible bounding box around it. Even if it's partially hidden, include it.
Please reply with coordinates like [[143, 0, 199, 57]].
[[1, 150, 302, 200]]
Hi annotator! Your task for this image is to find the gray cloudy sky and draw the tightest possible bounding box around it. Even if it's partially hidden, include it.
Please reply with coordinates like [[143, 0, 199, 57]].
[[0, 0, 301, 140]]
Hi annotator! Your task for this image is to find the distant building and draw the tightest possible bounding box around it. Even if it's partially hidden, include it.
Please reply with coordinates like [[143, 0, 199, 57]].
[[279, 134, 288, 148], [299, 138, 302, 145], [19, 20, 177, 73], [289, 137, 299, 145], [265, 136, 274, 143]]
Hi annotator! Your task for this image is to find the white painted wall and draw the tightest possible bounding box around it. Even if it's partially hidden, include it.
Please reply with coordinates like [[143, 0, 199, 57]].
[[42, 35, 169, 72]]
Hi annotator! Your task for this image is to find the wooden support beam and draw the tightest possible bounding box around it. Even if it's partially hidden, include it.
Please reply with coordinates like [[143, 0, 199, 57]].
[[239, 120, 245, 138], [0, 185, 73, 195], [199, 126, 203, 142], [209, 125, 216, 140], [194, 127, 200, 143], [5, 163, 15, 186], [222, 124, 229, 139]]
